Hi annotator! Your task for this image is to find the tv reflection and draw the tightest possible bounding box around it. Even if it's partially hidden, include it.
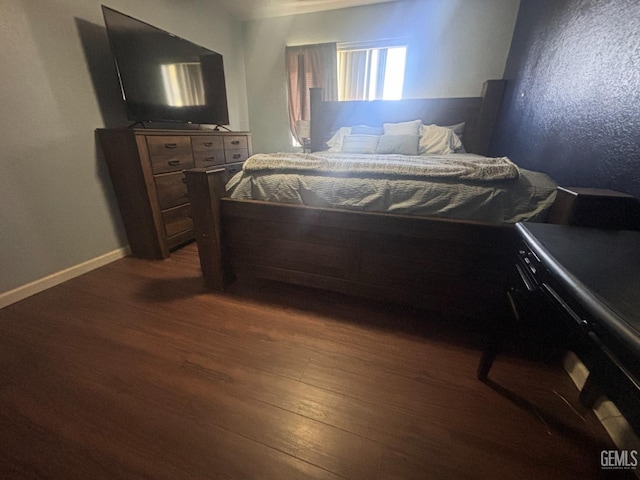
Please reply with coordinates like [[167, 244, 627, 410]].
[[161, 62, 205, 107]]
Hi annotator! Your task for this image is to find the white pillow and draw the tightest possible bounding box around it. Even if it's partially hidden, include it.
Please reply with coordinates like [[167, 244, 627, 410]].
[[326, 126, 352, 152], [341, 134, 380, 154], [383, 119, 421, 136], [419, 124, 464, 155]]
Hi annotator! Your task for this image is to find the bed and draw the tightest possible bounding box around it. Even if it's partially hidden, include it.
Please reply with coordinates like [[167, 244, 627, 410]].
[[184, 80, 558, 320]]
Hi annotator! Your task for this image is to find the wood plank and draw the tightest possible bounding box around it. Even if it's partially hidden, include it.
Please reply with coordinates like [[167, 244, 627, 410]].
[[224, 216, 356, 247], [227, 235, 349, 278], [221, 198, 515, 246], [0, 244, 617, 479], [358, 233, 513, 283]]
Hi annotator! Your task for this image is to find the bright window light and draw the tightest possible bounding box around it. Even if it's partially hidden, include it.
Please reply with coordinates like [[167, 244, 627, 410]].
[[382, 47, 406, 100]]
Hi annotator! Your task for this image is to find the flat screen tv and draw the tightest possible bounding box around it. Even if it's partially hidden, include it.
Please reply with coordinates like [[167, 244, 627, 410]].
[[102, 5, 229, 126]]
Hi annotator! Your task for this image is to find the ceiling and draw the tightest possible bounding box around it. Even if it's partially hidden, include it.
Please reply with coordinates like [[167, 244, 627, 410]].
[[222, 0, 400, 21]]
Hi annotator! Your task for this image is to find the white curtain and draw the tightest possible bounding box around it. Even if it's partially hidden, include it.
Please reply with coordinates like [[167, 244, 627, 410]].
[[338, 48, 388, 101]]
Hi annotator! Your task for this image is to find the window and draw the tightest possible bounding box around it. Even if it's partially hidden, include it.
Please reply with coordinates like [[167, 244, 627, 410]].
[[337, 41, 407, 101]]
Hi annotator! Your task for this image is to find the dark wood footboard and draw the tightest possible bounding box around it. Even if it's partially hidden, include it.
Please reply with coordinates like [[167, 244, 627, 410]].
[[183, 168, 227, 290], [185, 168, 518, 320]]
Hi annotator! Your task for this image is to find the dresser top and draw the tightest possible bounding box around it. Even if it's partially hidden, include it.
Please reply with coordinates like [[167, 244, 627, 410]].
[[97, 127, 250, 136], [517, 222, 640, 349], [132, 128, 250, 135]]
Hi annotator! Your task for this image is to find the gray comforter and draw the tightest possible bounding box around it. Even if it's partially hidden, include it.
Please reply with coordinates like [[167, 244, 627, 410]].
[[227, 152, 557, 223]]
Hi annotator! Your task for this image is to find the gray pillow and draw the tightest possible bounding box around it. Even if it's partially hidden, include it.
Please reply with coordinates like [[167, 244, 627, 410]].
[[351, 125, 384, 135], [445, 122, 465, 141], [375, 134, 420, 155], [341, 134, 380, 154]]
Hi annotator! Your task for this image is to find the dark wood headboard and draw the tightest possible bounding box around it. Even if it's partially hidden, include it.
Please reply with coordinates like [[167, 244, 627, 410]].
[[309, 79, 506, 156]]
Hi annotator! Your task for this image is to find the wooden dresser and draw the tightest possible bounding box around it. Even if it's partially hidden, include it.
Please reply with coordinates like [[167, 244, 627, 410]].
[[97, 128, 252, 259]]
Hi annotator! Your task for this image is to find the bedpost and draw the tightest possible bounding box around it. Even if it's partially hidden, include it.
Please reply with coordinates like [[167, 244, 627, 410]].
[[474, 79, 506, 156], [310, 87, 325, 152], [184, 168, 227, 290]]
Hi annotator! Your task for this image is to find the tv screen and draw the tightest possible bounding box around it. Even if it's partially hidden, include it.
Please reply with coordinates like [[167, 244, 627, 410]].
[[102, 5, 229, 126]]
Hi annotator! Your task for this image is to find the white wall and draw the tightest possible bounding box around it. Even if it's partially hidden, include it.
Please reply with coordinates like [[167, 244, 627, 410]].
[[243, 0, 520, 153], [0, 0, 248, 296], [0, 0, 519, 301]]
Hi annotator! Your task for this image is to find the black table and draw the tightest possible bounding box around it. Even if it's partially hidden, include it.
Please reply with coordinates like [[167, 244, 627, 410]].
[[479, 222, 640, 433]]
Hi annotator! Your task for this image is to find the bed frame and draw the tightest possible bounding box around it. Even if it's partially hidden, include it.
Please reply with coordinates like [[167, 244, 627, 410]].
[[185, 80, 519, 320], [309, 80, 505, 155]]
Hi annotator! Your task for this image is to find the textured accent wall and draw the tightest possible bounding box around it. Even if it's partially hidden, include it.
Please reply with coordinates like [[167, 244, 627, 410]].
[[491, 0, 640, 198]]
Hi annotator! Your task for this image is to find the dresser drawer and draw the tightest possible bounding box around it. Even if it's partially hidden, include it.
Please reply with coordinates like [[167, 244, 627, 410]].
[[223, 135, 248, 150], [155, 172, 189, 210], [162, 204, 193, 238], [192, 136, 225, 167], [147, 136, 194, 173], [225, 148, 249, 164], [195, 152, 225, 168]]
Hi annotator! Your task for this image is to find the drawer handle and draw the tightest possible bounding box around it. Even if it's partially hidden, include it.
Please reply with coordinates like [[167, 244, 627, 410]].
[[231, 140, 240, 145], [515, 264, 536, 292], [206, 156, 217, 161], [168, 159, 181, 166], [233, 153, 241, 159], [165, 143, 178, 149], [229, 168, 239, 174], [203, 142, 214, 147]]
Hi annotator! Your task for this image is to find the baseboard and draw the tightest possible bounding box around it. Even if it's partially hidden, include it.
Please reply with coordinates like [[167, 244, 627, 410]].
[[563, 352, 640, 478], [0, 246, 132, 309]]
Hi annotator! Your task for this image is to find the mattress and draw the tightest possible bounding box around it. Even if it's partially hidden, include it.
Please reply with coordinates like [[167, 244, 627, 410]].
[[226, 152, 558, 223]]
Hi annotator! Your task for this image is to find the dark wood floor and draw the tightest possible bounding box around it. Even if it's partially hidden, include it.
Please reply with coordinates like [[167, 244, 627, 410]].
[[0, 243, 624, 479]]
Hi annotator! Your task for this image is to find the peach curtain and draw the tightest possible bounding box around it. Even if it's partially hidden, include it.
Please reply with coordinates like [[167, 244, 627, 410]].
[[285, 43, 338, 143]]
